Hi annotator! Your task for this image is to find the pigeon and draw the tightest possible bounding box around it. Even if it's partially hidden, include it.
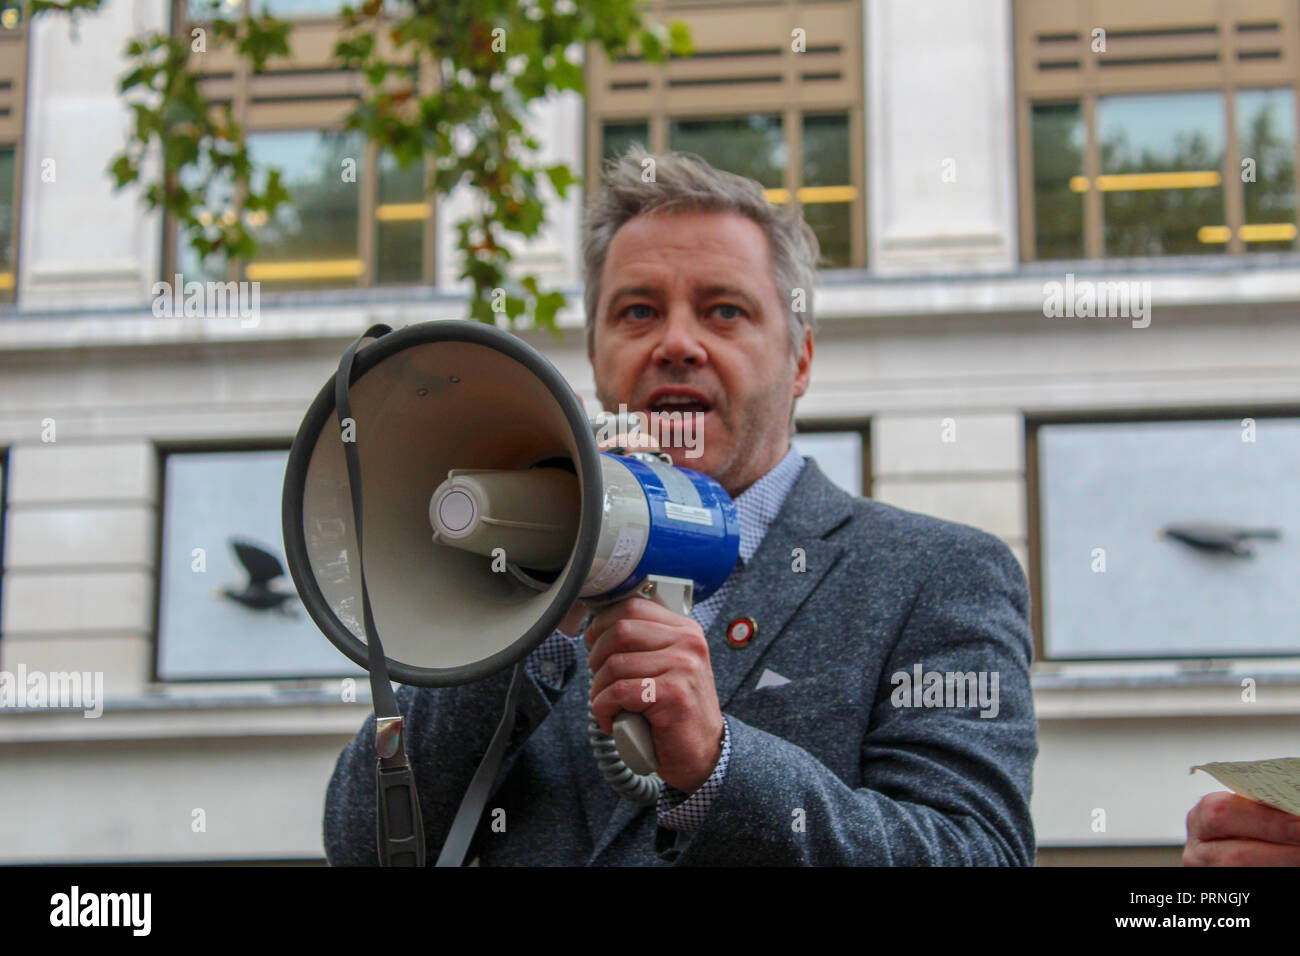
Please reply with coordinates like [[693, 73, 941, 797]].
[[215, 538, 299, 615], [1158, 522, 1282, 558]]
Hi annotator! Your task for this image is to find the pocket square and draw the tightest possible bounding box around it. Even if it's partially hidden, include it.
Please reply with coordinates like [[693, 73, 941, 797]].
[[755, 668, 792, 690]]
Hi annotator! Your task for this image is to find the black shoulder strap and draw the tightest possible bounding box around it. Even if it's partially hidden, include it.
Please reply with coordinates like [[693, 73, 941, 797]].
[[335, 323, 425, 867]]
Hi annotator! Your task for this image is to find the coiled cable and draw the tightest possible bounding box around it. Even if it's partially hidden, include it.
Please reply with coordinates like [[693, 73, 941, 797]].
[[586, 673, 662, 806]]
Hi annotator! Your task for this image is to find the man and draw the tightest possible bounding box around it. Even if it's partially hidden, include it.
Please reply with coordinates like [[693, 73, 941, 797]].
[[323, 147, 1038, 865]]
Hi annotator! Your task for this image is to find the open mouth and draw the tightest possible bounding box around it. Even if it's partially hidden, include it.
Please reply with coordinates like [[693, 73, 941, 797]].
[[648, 398, 712, 416]]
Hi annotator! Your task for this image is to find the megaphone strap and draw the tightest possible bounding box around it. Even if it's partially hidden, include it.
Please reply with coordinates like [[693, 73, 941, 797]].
[[334, 323, 400, 721], [335, 323, 429, 867]]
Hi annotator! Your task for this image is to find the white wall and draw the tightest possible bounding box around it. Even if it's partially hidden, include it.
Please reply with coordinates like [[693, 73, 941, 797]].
[[19, 1, 168, 309], [866, 0, 1019, 274]]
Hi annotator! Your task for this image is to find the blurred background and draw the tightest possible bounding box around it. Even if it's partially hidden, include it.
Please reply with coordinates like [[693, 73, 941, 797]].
[[1, 0, 1298, 864]]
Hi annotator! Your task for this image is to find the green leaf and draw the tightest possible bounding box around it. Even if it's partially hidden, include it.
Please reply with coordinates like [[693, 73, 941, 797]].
[[109, 154, 139, 188], [533, 289, 566, 331], [637, 27, 663, 62], [549, 55, 584, 92], [544, 163, 577, 198], [469, 296, 495, 324], [668, 20, 695, 57]]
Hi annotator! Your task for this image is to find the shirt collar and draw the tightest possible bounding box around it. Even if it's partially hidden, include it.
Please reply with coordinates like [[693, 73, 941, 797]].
[[732, 445, 806, 566]]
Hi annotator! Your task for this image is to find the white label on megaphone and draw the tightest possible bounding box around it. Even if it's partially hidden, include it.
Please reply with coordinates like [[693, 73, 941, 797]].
[[583, 526, 646, 596], [663, 502, 714, 526]]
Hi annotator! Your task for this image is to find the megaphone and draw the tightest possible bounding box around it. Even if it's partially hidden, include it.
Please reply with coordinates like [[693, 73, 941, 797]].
[[282, 320, 739, 866]]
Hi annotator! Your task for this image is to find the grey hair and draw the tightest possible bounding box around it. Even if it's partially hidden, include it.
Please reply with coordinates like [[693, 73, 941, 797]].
[[581, 144, 820, 365]]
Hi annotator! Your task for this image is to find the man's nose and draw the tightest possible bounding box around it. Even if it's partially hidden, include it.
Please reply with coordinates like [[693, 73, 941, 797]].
[[650, 305, 707, 366]]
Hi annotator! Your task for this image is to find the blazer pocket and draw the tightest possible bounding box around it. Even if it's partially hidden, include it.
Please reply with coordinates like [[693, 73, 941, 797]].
[[732, 669, 863, 728]]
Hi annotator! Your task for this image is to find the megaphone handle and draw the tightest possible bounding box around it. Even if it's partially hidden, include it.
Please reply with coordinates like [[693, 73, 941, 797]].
[[610, 575, 695, 776]]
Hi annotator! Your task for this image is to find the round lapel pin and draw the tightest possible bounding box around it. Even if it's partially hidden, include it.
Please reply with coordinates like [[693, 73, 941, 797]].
[[726, 616, 757, 648]]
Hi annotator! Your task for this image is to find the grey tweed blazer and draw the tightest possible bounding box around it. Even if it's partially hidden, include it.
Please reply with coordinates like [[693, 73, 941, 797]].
[[323, 456, 1038, 866]]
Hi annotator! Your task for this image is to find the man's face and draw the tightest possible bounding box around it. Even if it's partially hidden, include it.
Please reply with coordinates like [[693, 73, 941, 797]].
[[590, 209, 812, 497]]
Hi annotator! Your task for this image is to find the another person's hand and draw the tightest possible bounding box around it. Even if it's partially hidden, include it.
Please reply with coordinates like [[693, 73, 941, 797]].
[[1184, 791, 1300, 866], [585, 596, 725, 794]]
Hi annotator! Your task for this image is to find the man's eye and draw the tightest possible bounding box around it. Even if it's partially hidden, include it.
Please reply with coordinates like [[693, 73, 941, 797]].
[[621, 304, 656, 320], [711, 304, 745, 320]]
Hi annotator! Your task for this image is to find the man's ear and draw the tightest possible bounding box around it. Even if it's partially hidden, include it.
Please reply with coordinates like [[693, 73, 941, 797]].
[[792, 329, 813, 398]]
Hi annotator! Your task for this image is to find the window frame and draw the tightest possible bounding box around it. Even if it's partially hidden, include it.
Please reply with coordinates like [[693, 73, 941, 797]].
[[1014, 0, 1300, 262], [584, 0, 866, 271], [793, 418, 871, 499], [165, 0, 437, 290], [149, 437, 365, 685], [0, 5, 30, 305], [1025, 405, 1300, 666]]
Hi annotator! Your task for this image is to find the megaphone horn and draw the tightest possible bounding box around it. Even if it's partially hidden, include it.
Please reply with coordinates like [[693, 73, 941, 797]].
[[282, 320, 605, 687]]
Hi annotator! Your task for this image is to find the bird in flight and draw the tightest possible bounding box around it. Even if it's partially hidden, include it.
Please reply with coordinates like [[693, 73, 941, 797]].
[[216, 538, 300, 615], [1158, 522, 1282, 558]]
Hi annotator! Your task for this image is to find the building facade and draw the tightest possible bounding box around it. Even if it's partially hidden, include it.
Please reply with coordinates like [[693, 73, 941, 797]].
[[1, 0, 1298, 863]]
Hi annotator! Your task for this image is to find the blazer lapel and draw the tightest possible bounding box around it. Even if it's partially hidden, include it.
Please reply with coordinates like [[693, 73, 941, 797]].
[[587, 458, 855, 862], [704, 458, 854, 707]]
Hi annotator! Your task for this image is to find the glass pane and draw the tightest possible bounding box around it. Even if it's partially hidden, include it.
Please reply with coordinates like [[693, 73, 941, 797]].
[[246, 129, 363, 288], [187, 0, 343, 19], [259, 0, 344, 16], [801, 113, 853, 268], [668, 113, 786, 189], [792, 431, 863, 497], [802, 202, 851, 269], [802, 113, 850, 187], [1097, 91, 1225, 257], [156, 450, 367, 680], [1, 0, 23, 29], [602, 121, 649, 165], [376, 150, 426, 285], [1237, 88, 1297, 253], [1038, 419, 1300, 659], [174, 155, 237, 285], [0, 146, 15, 302], [1031, 102, 1085, 260]]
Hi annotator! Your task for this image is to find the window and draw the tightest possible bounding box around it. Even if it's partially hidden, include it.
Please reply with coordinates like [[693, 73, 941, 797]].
[[668, 114, 787, 190], [800, 112, 854, 269], [0, 0, 29, 304], [586, 1, 865, 269], [792, 426, 868, 498], [1015, 0, 1300, 260], [601, 120, 650, 166], [1030, 415, 1300, 661], [1237, 87, 1298, 251], [156, 447, 366, 680], [0, 145, 15, 303], [245, 129, 365, 286], [170, 1, 433, 289], [253, 0, 345, 17], [1096, 91, 1226, 257], [185, 0, 361, 22], [1030, 102, 1084, 261]]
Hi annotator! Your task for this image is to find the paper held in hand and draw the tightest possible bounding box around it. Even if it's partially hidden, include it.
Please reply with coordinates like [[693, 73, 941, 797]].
[[1191, 758, 1300, 817]]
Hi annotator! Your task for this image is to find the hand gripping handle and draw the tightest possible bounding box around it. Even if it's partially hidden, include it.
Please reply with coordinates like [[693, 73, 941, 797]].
[[609, 575, 695, 775]]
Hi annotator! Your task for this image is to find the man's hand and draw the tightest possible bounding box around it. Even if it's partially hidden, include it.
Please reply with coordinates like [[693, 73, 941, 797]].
[[1184, 791, 1300, 866], [585, 597, 725, 794]]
